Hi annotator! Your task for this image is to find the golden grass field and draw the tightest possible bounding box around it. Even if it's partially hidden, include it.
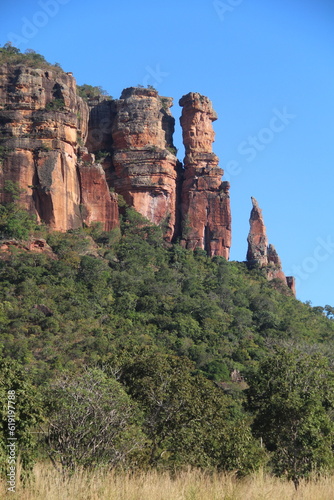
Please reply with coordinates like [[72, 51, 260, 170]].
[[1, 464, 334, 500]]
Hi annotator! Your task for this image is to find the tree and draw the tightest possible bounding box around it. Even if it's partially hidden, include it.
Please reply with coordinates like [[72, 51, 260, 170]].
[[1, 42, 20, 54], [246, 348, 334, 487], [76, 84, 111, 100], [44, 368, 145, 472], [0, 181, 38, 239], [120, 353, 264, 473], [0, 359, 44, 479]]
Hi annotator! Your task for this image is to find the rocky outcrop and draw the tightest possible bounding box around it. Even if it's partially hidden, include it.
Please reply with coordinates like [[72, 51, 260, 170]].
[[0, 237, 56, 258], [0, 61, 294, 293], [0, 64, 89, 230], [0, 64, 118, 232], [179, 92, 231, 258], [286, 276, 296, 295], [110, 87, 180, 241], [247, 197, 295, 294]]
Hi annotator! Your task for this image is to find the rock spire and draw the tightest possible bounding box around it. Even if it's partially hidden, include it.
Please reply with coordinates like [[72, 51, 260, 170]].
[[110, 87, 180, 241], [247, 197, 295, 293], [179, 92, 231, 258]]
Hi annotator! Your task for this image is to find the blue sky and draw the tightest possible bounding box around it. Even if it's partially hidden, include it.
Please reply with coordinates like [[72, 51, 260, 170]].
[[1, 0, 334, 307]]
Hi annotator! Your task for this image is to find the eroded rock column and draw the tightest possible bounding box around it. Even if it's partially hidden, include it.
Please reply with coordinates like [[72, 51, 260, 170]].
[[179, 92, 231, 258], [246, 197, 268, 266], [111, 87, 180, 241]]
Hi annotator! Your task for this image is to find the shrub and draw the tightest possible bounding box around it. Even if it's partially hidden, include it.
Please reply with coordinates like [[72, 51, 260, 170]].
[[44, 368, 145, 472]]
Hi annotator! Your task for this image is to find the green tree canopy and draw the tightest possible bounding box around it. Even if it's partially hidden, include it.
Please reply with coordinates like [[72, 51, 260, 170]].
[[120, 353, 265, 474], [246, 348, 334, 487], [0, 358, 44, 478]]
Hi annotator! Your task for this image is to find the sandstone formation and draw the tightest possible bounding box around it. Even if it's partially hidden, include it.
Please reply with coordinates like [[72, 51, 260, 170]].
[[0, 58, 294, 293], [110, 87, 180, 241], [0, 64, 87, 230], [0, 63, 117, 231], [246, 197, 268, 266], [85, 96, 115, 154], [247, 197, 295, 293], [78, 150, 118, 232], [179, 92, 231, 258]]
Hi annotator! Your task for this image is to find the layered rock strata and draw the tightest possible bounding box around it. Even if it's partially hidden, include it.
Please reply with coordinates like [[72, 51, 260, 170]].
[[0, 64, 117, 231], [0, 64, 87, 230], [179, 92, 231, 258], [0, 60, 296, 294], [110, 87, 180, 241], [247, 197, 295, 293]]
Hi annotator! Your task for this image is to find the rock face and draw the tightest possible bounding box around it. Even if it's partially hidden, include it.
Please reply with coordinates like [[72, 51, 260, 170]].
[[0, 64, 87, 230], [85, 96, 115, 154], [110, 87, 180, 241], [78, 150, 118, 232], [0, 64, 117, 231], [179, 92, 231, 258], [247, 197, 295, 294]]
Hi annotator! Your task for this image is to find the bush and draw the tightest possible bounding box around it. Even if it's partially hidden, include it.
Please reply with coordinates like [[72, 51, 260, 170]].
[[77, 84, 111, 100], [44, 368, 145, 471], [0, 43, 63, 72], [0, 182, 38, 239], [45, 99, 65, 111]]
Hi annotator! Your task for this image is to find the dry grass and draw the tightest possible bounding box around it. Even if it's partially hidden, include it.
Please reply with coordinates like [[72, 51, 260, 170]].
[[1, 464, 334, 500]]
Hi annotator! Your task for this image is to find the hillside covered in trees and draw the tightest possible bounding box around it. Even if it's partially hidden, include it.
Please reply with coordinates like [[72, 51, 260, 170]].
[[0, 201, 333, 485]]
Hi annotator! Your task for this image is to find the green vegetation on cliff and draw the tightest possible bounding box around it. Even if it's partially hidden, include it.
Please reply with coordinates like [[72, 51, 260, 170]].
[[0, 43, 63, 72], [0, 193, 334, 483]]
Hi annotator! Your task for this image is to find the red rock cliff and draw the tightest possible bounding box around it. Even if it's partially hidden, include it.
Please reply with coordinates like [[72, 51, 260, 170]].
[[78, 150, 119, 232], [111, 87, 180, 241], [0, 63, 118, 231], [179, 92, 231, 258]]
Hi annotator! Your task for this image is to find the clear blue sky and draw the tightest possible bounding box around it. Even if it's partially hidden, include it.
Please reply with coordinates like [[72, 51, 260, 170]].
[[2, 0, 334, 307]]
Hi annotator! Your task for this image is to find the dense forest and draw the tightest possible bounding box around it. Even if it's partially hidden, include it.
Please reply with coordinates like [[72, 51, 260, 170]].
[[0, 187, 333, 486]]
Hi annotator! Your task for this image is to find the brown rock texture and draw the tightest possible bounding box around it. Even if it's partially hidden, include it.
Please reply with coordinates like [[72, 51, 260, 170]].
[[111, 87, 180, 241], [78, 150, 118, 231], [267, 244, 288, 282], [179, 92, 231, 258], [85, 97, 114, 152], [246, 197, 295, 294], [246, 197, 268, 266], [0, 63, 89, 230]]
